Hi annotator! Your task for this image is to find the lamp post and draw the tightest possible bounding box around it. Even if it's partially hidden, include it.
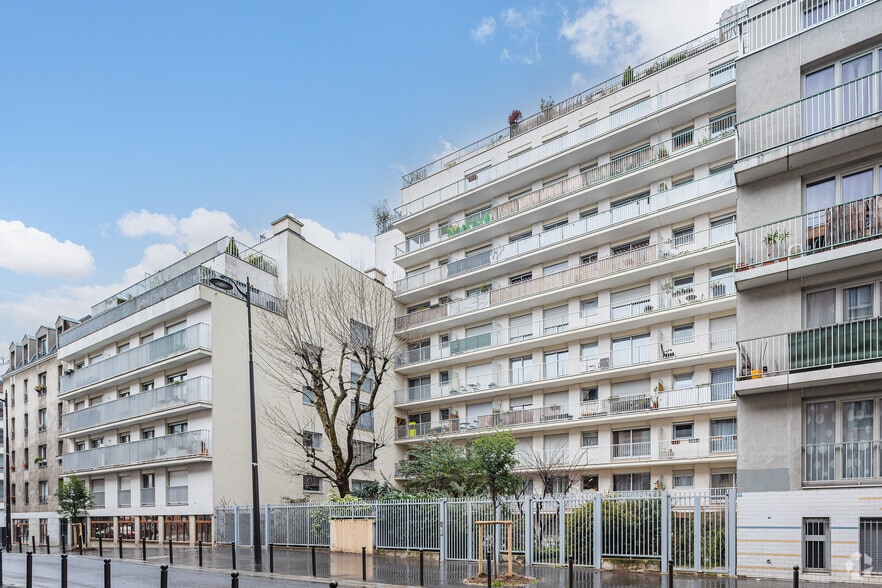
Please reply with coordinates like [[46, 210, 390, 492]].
[[209, 276, 262, 565], [2, 391, 11, 552]]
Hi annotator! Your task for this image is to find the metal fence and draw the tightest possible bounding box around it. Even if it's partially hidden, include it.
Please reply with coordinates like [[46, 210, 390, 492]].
[[216, 490, 735, 574]]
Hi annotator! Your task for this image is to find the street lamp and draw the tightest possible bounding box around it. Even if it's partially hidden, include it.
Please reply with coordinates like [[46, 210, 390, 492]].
[[1, 391, 11, 552], [209, 276, 262, 565]]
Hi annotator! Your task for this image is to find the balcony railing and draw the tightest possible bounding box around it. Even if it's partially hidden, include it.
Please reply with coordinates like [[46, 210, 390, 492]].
[[396, 276, 734, 368], [804, 440, 882, 483], [167, 485, 189, 505], [739, 0, 875, 55], [736, 193, 882, 269], [62, 377, 212, 433], [118, 490, 131, 508], [395, 328, 735, 405], [394, 65, 736, 220], [737, 317, 882, 379], [737, 69, 881, 159], [141, 487, 156, 507], [61, 324, 211, 395], [62, 430, 211, 474], [512, 435, 737, 468], [397, 382, 734, 440], [395, 138, 735, 261], [395, 220, 736, 331]]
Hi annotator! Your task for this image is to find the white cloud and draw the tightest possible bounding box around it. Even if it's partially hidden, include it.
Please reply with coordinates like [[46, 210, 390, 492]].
[[571, 72, 588, 89], [300, 218, 375, 271], [116, 210, 178, 238], [470, 16, 496, 44], [0, 220, 95, 279], [500, 48, 512, 61], [116, 208, 255, 251], [560, 0, 734, 70]]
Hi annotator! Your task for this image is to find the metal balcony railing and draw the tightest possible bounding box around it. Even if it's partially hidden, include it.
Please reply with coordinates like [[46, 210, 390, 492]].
[[62, 430, 211, 474], [737, 69, 882, 159], [738, 0, 875, 55], [395, 221, 736, 332], [395, 140, 735, 260], [394, 65, 736, 220], [401, 24, 736, 188], [61, 324, 211, 395], [396, 276, 734, 368], [397, 382, 734, 440], [62, 377, 212, 433], [804, 440, 882, 483], [395, 328, 735, 405], [736, 192, 882, 268], [737, 317, 882, 379]]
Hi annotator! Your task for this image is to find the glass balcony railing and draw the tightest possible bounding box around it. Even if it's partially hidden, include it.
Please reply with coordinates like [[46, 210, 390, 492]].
[[396, 276, 735, 368], [395, 221, 736, 332], [141, 487, 156, 507], [395, 328, 735, 405], [167, 485, 189, 505], [737, 317, 882, 379], [62, 430, 211, 474], [739, 0, 874, 55], [62, 377, 212, 433], [736, 192, 882, 269], [394, 65, 735, 221], [118, 490, 131, 508], [396, 168, 734, 289], [738, 69, 882, 159], [61, 324, 211, 395]]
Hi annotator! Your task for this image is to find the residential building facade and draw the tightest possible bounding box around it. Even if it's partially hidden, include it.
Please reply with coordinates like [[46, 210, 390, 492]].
[[733, 0, 882, 581], [380, 22, 741, 495]]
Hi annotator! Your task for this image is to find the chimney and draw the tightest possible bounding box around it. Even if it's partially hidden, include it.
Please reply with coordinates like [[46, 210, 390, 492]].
[[271, 215, 303, 237], [364, 268, 387, 284]]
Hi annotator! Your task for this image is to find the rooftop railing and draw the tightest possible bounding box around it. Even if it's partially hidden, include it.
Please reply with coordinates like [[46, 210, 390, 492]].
[[394, 64, 736, 220], [735, 192, 882, 268], [395, 328, 735, 405], [737, 317, 882, 379], [62, 376, 212, 434], [62, 429, 211, 474], [739, 0, 875, 55], [395, 220, 736, 332], [737, 69, 881, 159], [402, 24, 737, 187], [397, 276, 734, 368], [61, 324, 211, 395]]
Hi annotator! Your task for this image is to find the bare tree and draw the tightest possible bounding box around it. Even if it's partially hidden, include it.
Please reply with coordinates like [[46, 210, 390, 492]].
[[259, 269, 402, 496], [517, 444, 584, 498]]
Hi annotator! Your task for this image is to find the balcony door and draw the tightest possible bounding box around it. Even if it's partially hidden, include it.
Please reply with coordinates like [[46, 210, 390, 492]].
[[611, 333, 650, 367], [843, 400, 873, 479]]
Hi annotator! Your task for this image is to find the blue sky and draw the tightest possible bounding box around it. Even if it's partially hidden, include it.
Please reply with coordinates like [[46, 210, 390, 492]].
[[0, 0, 733, 353]]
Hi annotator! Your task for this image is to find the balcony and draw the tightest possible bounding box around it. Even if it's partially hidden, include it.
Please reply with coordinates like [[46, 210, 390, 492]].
[[395, 221, 736, 332], [393, 65, 736, 224], [395, 328, 735, 406], [397, 382, 734, 441], [512, 435, 737, 469], [803, 440, 882, 484], [396, 276, 735, 370], [736, 69, 882, 183], [62, 377, 212, 434], [736, 194, 882, 287], [61, 324, 211, 395], [167, 485, 188, 505], [738, 0, 876, 55], [737, 318, 882, 383], [62, 430, 211, 474]]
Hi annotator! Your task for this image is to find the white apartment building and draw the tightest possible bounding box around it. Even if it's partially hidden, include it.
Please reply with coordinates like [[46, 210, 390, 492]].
[[733, 0, 882, 582], [379, 21, 742, 495], [42, 214, 397, 546]]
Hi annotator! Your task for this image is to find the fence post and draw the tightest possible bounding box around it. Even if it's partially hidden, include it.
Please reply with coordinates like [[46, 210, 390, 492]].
[[486, 549, 492, 588], [26, 551, 32, 588], [118, 537, 122, 559], [439, 498, 447, 562], [103, 558, 111, 588], [61, 554, 67, 588], [31, 536, 36, 554], [199, 540, 203, 567], [62, 536, 66, 554], [78, 535, 83, 556], [232, 541, 237, 570], [160, 564, 168, 588], [558, 498, 566, 566], [141, 536, 146, 561], [418, 548, 423, 586], [99, 533, 104, 558], [230, 571, 239, 588], [524, 496, 533, 566], [46, 535, 51, 555], [693, 495, 702, 573], [660, 491, 670, 574], [233, 506, 240, 546], [0, 548, 3, 586], [727, 488, 737, 577], [593, 493, 602, 570], [793, 565, 800, 587], [269, 542, 274, 574]]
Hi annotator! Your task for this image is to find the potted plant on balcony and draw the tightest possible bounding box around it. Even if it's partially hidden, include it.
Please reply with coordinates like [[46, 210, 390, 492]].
[[34, 457, 46, 467], [762, 229, 791, 262]]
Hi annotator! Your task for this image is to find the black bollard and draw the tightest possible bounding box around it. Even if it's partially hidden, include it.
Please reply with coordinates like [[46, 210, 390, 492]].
[[62, 537, 66, 554], [231, 571, 240, 588], [364, 546, 369, 582], [419, 548, 424, 586], [269, 542, 274, 574], [160, 564, 168, 588], [199, 540, 203, 567], [18, 537, 22, 553], [668, 559, 674, 588], [330, 583, 338, 588], [31, 535, 36, 554], [26, 551, 33, 588], [46, 536, 51, 555], [486, 549, 492, 588], [793, 565, 800, 588], [168, 538, 173, 565], [118, 537, 123, 559], [568, 554, 574, 588], [0, 549, 3, 586], [231, 541, 237, 570], [78, 535, 83, 556], [141, 536, 146, 561], [99, 534, 104, 558], [311, 545, 317, 576], [61, 554, 68, 588], [104, 558, 111, 588]]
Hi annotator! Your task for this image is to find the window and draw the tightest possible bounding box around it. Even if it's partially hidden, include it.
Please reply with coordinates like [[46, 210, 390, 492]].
[[711, 367, 735, 401], [581, 387, 598, 402], [710, 418, 737, 453], [141, 428, 155, 440], [543, 306, 568, 334], [612, 428, 650, 458], [509, 272, 532, 285], [543, 218, 568, 231], [673, 373, 693, 390], [844, 284, 874, 321], [303, 475, 322, 493], [673, 324, 695, 344], [580, 343, 598, 365], [350, 320, 373, 350], [860, 518, 882, 575], [710, 470, 736, 489], [166, 372, 186, 385], [140, 333, 154, 344], [611, 333, 650, 367], [843, 399, 873, 479], [543, 261, 568, 276], [673, 470, 694, 488], [803, 518, 830, 572], [509, 230, 532, 243], [353, 440, 375, 469], [117, 342, 130, 354], [90, 438, 103, 449], [351, 401, 374, 431], [509, 356, 533, 385], [302, 387, 317, 406], [39, 481, 48, 504], [673, 423, 694, 439], [613, 472, 650, 491], [141, 381, 154, 392], [406, 230, 430, 251], [543, 350, 568, 379], [580, 252, 598, 265], [38, 409, 47, 431], [611, 238, 650, 255], [710, 111, 736, 137], [509, 314, 533, 342], [611, 285, 650, 319], [580, 299, 598, 318], [407, 376, 430, 401], [165, 321, 186, 335], [119, 433, 131, 444], [580, 208, 598, 219], [167, 422, 188, 435], [673, 226, 694, 247], [582, 475, 599, 492], [117, 388, 130, 399], [581, 431, 598, 447], [672, 126, 693, 151]]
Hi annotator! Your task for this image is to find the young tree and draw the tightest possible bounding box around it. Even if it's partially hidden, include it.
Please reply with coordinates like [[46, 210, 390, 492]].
[[469, 431, 521, 512], [260, 269, 402, 497], [516, 443, 582, 498], [56, 476, 95, 533], [399, 437, 477, 496]]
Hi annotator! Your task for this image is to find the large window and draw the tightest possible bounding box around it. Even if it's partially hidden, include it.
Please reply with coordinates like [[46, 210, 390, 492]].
[[804, 47, 882, 134], [804, 397, 882, 483], [710, 418, 737, 453], [612, 428, 650, 458], [805, 279, 882, 327], [543, 350, 569, 379], [613, 472, 650, 491], [611, 333, 650, 367], [860, 518, 882, 575], [510, 356, 533, 385]]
